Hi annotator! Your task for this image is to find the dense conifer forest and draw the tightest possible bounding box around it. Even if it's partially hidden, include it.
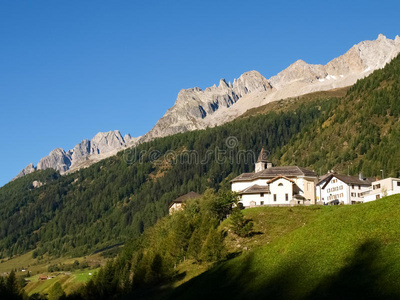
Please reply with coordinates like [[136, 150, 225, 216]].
[[0, 94, 330, 258], [1, 53, 400, 299]]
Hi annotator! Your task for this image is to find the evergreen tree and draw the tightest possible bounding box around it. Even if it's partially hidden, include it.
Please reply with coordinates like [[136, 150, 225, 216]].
[[230, 207, 254, 237], [49, 282, 66, 300], [200, 227, 226, 262], [6, 270, 20, 299]]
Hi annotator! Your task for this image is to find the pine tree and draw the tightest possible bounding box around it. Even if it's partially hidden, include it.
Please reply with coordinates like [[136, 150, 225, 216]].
[[230, 207, 254, 237], [48, 282, 66, 300], [200, 228, 226, 262], [6, 270, 20, 298], [187, 229, 203, 262]]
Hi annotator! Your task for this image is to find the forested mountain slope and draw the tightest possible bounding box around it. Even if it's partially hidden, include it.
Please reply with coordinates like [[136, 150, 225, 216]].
[[2, 53, 400, 261], [0, 97, 331, 258], [274, 53, 400, 177]]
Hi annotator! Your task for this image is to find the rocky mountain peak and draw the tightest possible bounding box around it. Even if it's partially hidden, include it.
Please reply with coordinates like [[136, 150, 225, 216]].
[[219, 78, 229, 88], [12, 34, 400, 182], [13, 163, 36, 180], [377, 33, 387, 41], [36, 148, 71, 173], [14, 130, 139, 179], [141, 34, 400, 143]]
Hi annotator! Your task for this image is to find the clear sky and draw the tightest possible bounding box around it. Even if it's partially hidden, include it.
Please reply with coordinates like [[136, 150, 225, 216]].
[[1, 0, 400, 186]]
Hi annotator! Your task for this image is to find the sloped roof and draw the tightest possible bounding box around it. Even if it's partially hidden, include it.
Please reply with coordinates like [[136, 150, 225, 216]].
[[231, 166, 317, 182], [257, 148, 269, 163], [318, 173, 331, 184], [173, 191, 201, 203], [239, 184, 271, 195], [320, 174, 373, 189], [267, 175, 295, 184]]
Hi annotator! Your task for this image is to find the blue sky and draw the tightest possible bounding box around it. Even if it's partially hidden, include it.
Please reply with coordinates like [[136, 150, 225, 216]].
[[1, 0, 400, 186]]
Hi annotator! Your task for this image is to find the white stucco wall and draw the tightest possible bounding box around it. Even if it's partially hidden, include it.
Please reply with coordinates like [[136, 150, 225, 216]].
[[269, 178, 293, 204], [240, 193, 271, 207], [318, 178, 349, 204], [364, 178, 400, 202], [317, 177, 370, 205]]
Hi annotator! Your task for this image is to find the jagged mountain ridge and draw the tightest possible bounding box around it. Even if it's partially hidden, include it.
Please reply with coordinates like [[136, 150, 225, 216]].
[[14, 131, 140, 180], [141, 34, 400, 141], [14, 34, 400, 179]]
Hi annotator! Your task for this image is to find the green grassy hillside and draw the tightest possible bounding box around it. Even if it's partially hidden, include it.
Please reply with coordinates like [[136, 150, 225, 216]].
[[170, 195, 400, 300]]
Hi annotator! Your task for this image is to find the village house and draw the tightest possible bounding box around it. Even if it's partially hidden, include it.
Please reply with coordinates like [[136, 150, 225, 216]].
[[168, 191, 201, 214], [362, 177, 400, 202], [316, 173, 373, 205], [231, 148, 318, 207]]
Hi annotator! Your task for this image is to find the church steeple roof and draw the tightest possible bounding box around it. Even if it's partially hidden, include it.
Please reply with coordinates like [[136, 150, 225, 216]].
[[256, 148, 269, 163]]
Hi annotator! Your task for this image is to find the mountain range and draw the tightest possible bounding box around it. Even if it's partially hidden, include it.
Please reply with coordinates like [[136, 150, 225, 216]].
[[14, 131, 140, 179], [14, 34, 400, 179]]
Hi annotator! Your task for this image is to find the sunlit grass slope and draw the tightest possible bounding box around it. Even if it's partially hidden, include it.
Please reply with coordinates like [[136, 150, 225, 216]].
[[171, 195, 400, 300]]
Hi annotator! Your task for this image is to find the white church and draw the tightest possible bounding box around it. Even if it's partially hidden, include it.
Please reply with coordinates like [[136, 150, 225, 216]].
[[231, 148, 318, 207]]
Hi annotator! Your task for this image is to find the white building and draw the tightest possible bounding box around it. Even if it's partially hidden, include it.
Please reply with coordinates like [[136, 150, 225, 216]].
[[316, 173, 373, 205], [362, 178, 400, 202], [231, 148, 318, 207]]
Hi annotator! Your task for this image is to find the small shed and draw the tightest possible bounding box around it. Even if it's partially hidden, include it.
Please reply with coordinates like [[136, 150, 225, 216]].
[[168, 192, 201, 214]]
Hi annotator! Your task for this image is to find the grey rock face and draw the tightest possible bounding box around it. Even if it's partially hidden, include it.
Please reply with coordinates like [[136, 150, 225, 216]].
[[69, 139, 91, 163], [141, 34, 400, 143], [142, 70, 272, 141], [32, 180, 43, 188], [13, 163, 36, 180], [90, 130, 126, 155], [14, 131, 139, 179], [37, 148, 72, 173], [13, 34, 400, 182]]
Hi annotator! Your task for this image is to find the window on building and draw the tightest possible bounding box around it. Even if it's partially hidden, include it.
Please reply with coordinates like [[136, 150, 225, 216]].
[[397, 182, 400, 187], [376, 194, 381, 200], [358, 185, 361, 190], [278, 183, 283, 186], [273, 194, 277, 202], [373, 184, 381, 190], [260, 193, 264, 197], [260, 201, 264, 205], [285, 193, 289, 201], [352, 185, 354, 189]]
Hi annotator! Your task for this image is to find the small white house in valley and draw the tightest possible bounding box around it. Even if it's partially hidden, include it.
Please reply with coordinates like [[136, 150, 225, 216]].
[[231, 148, 318, 207], [316, 173, 373, 205], [362, 178, 400, 202]]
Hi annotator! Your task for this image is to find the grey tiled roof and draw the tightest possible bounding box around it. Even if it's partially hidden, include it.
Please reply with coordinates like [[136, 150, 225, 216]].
[[173, 191, 201, 203], [231, 166, 317, 182], [320, 174, 374, 188], [239, 184, 271, 194]]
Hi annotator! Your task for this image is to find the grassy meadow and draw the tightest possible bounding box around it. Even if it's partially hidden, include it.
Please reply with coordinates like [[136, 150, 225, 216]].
[[168, 195, 400, 299]]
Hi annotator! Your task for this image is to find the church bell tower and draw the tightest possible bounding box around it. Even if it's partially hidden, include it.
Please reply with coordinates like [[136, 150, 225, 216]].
[[255, 148, 272, 173]]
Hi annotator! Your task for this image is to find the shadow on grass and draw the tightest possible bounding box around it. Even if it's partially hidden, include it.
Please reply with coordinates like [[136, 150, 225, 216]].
[[307, 240, 397, 300], [164, 239, 399, 300]]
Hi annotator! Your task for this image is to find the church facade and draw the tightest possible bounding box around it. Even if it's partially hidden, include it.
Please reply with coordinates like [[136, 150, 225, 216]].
[[231, 148, 318, 207]]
